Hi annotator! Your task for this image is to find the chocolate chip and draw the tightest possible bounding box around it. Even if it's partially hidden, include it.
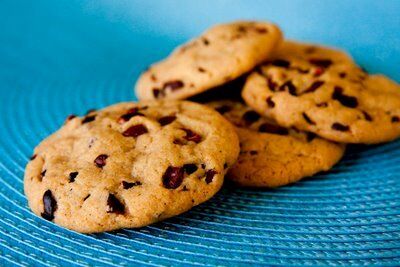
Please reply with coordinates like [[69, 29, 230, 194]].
[[280, 81, 297, 96], [362, 111, 373, 121], [339, 72, 347, 78], [205, 170, 217, 184], [30, 154, 37, 160], [316, 102, 328, 107], [153, 88, 162, 98], [82, 115, 96, 124], [224, 163, 228, 169], [180, 186, 189, 192], [163, 80, 184, 91], [237, 25, 247, 33], [255, 27, 268, 34], [69, 172, 78, 183], [94, 154, 108, 168], [392, 116, 399, 123], [215, 105, 232, 114], [202, 38, 210, 45], [173, 139, 185, 145], [266, 97, 275, 108], [183, 164, 198, 174], [271, 59, 290, 68], [305, 46, 317, 54], [293, 67, 310, 74], [302, 112, 316, 125], [83, 194, 90, 201], [309, 58, 333, 68], [332, 86, 358, 108], [266, 77, 278, 91], [41, 190, 57, 221], [303, 81, 325, 94], [118, 108, 144, 123], [332, 122, 350, 131], [162, 167, 184, 189], [306, 132, 317, 142], [122, 124, 148, 137], [242, 111, 260, 124], [249, 151, 258, 155], [201, 163, 206, 169], [41, 170, 46, 178], [122, 181, 142, 189], [107, 194, 125, 214], [158, 115, 176, 126], [198, 67, 206, 73], [182, 128, 202, 143], [259, 123, 289, 135], [66, 115, 77, 121]]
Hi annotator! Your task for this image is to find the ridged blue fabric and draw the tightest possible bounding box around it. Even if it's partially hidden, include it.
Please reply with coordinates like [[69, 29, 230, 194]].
[[1, 1, 400, 266]]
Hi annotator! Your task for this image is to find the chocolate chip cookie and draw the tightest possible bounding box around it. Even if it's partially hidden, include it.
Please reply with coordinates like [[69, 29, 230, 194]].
[[136, 21, 282, 100], [208, 100, 345, 187], [242, 41, 400, 144], [24, 101, 239, 233]]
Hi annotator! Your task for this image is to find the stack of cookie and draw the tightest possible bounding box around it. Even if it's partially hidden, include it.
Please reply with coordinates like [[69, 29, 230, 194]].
[[25, 21, 400, 233]]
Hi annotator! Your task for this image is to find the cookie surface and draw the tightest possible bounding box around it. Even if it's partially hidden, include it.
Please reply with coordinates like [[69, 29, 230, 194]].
[[208, 100, 345, 187], [136, 21, 282, 100], [24, 101, 239, 233], [242, 41, 400, 144]]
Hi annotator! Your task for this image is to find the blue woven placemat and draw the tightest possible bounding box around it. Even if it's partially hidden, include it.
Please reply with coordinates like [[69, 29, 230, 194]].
[[1, 1, 400, 266]]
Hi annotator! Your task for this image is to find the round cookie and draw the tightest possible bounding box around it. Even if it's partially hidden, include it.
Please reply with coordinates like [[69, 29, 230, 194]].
[[242, 41, 400, 144], [207, 100, 345, 187], [24, 101, 239, 233], [136, 21, 283, 100]]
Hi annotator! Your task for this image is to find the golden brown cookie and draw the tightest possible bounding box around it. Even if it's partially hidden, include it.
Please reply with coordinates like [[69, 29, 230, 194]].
[[136, 21, 282, 100], [207, 100, 345, 187], [242, 41, 400, 144], [24, 101, 239, 233]]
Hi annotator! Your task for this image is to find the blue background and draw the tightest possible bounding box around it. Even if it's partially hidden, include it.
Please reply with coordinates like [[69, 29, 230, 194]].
[[1, 0, 400, 266]]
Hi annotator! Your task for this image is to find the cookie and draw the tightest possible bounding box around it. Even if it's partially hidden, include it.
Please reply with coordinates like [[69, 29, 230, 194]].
[[242, 41, 400, 144], [136, 21, 282, 100], [207, 100, 345, 187], [24, 101, 239, 233]]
